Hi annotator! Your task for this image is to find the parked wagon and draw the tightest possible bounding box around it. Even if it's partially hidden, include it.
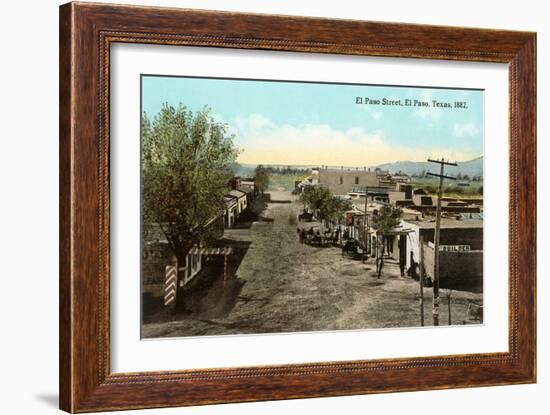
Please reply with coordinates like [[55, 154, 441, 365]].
[[341, 239, 359, 257]]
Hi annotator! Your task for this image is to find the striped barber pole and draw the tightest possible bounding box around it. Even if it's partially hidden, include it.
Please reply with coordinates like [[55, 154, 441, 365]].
[[164, 264, 177, 306]]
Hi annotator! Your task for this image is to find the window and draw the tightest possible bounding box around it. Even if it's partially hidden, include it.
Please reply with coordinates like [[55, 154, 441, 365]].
[[355, 176, 359, 184], [339, 176, 343, 185]]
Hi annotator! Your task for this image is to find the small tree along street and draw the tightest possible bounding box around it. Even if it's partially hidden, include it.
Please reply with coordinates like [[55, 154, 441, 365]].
[[372, 205, 403, 279], [300, 186, 352, 227], [254, 164, 270, 195], [141, 103, 239, 309]]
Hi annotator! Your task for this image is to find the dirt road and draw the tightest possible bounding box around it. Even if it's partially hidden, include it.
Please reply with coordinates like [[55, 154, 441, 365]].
[[142, 190, 482, 338]]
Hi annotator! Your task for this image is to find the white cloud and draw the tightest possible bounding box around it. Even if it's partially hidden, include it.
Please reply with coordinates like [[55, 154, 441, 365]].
[[370, 110, 382, 121], [363, 107, 382, 121], [453, 122, 480, 138], [414, 90, 442, 121], [235, 113, 275, 132], [231, 114, 477, 166]]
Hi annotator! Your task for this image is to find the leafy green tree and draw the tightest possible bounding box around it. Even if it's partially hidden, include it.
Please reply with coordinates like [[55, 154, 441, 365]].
[[300, 186, 351, 227], [318, 196, 352, 228], [300, 186, 331, 217], [372, 205, 403, 278], [254, 164, 270, 195], [142, 103, 239, 279]]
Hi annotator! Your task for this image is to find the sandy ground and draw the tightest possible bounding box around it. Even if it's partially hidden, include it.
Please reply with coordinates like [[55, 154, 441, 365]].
[[142, 190, 482, 338]]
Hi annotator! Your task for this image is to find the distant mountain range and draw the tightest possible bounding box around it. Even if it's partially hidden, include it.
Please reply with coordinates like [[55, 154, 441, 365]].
[[375, 156, 483, 178], [233, 156, 483, 178]]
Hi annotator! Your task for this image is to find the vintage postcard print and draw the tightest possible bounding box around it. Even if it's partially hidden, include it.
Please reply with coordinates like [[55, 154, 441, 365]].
[[140, 75, 484, 338]]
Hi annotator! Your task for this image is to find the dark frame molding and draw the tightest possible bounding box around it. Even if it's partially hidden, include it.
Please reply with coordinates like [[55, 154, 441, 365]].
[[59, 2, 536, 412]]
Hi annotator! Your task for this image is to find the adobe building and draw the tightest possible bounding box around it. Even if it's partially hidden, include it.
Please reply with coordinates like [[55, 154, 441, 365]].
[[311, 166, 379, 195], [226, 189, 248, 214], [223, 195, 238, 228], [401, 215, 483, 285], [142, 211, 226, 298], [388, 183, 413, 206]]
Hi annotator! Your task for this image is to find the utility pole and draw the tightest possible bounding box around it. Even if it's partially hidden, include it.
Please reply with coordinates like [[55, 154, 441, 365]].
[[363, 187, 369, 262], [419, 235, 425, 327], [426, 158, 457, 326]]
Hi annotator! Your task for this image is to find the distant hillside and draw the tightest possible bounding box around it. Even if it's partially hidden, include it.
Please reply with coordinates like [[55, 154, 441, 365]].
[[376, 156, 483, 178], [234, 157, 483, 178]]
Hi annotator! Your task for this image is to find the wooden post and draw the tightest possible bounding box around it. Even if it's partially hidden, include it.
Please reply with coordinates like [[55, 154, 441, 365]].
[[446, 290, 453, 325], [363, 187, 368, 262], [223, 252, 228, 285], [419, 236, 425, 327], [164, 263, 178, 308], [433, 161, 444, 326]]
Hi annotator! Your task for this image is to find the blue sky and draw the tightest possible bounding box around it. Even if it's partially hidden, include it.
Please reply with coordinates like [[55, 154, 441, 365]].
[[142, 75, 484, 166]]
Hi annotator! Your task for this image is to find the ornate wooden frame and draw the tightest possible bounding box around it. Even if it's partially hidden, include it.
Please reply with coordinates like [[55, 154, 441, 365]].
[[59, 2, 536, 412]]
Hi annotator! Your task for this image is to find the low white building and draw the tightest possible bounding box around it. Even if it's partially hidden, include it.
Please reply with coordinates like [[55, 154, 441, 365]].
[[224, 196, 238, 228], [227, 189, 248, 214]]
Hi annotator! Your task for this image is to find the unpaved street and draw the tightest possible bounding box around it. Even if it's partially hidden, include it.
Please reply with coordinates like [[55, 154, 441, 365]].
[[142, 190, 482, 338]]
